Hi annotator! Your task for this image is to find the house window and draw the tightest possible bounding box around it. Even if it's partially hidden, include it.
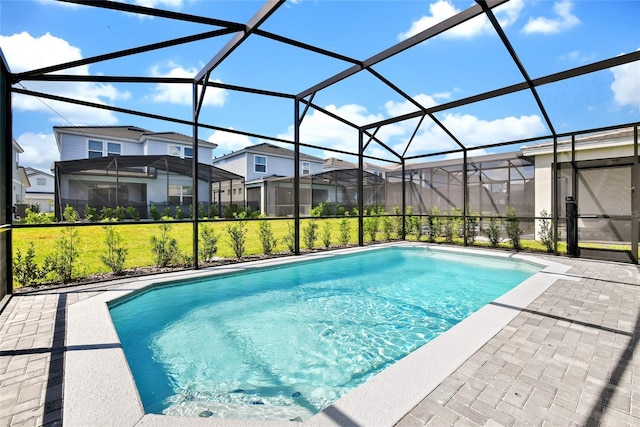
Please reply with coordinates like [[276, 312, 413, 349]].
[[36, 178, 46, 186], [107, 142, 121, 156], [88, 140, 103, 158], [254, 155, 267, 173], [302, 161, 310, 175], [88, 140, 121, 157], [168, 185, 193, 205], [169, 145, 193, 159]]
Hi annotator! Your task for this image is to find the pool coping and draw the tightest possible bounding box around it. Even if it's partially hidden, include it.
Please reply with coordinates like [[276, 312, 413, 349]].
[[63, 242, 571, 427]]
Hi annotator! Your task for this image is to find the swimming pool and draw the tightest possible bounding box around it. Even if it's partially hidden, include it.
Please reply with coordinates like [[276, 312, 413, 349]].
[[109, 246, 540, 422]]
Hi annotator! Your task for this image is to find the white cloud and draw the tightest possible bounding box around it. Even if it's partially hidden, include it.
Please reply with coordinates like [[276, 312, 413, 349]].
[[401, 113, 546, 156], [16, 132, 59, 170], [610, 51, 640, 109], [522, 0, 580, 35], [150, 62, 228, 107], [0, 32, 129, 125], [384, 93, 443, 117], [397, 0, 523, 41], [209, 129, 254, 157], [132, 0, 185, 8], [277, 104, 407, 158]]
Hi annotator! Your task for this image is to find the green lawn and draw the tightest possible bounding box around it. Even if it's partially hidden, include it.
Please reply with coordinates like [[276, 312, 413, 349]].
[[11, 217, 573, 288], [11, 218, 364, 287]]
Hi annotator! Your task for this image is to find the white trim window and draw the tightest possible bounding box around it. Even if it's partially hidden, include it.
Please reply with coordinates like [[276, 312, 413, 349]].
[[168, 185, 193, 205], [254, 155, 267, 173], [88, 140, 103, 158], [88, 139, 121, 158], [302, 161, 310, 175], [169, 145, 193, 159], [36, 177, 47, 186]]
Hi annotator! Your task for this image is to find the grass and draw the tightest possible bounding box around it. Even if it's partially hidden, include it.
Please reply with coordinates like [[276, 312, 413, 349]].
[[11, 216, 596, 288], [11, 218, 364, 287]]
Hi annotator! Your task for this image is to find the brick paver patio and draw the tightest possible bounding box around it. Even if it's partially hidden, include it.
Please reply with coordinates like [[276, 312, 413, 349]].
[[1, 253, 638, 426]]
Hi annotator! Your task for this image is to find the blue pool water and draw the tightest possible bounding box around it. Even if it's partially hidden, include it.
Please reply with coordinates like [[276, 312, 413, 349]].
[[109, 247, 540, 421]]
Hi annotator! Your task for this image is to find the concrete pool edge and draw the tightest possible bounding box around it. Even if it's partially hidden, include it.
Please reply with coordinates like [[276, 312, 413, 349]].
[[63, 243, 571, 427]]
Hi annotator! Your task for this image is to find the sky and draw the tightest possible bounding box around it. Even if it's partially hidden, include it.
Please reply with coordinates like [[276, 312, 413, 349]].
[[1, 0, 639, 172]]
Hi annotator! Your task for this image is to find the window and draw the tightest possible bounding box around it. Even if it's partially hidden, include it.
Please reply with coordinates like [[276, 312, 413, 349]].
[[88, 140, 103, 158], [302, 161, 310, 175], [233, 188, 237, 195], [107, 142, 121, 156], [169, 145, 193, 159], [254, 155, 267, 173], [88, 140, 120, 157], [168, 185, 193, 205], [169, 145, 181, 157], [36, 178, 46, 186]]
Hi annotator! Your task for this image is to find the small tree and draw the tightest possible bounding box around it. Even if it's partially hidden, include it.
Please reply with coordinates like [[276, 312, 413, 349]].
[[84, 205, 98, 222], [380, 214, 392, 241], [100, 226, 128, 274], [114, 206, 126, 221], [303, 219, 318, 250], [125, 206, 140, 221], [392, 206, 403, 238], [466, 211, 479, 244], [505, 206, 522, 250], [149, 204, 161, 221], [226, 220, 247, 258], [13, 243, 45, 287], [538, 209, 555, 253], [199, 224, 218, 261], [364, 215, 379, 242], [485, 216, 501, 248], [150, 223, 179, 267], [45, 226, 80, 282], [63, 204, 79, 222], [100, 207, 114, 221], [426, 206, 440, 243], [338, 217, 350, 246], [321, 222, 332, 248], [283, 221, 296, 252], [258, 220, 277, 255], [175, 206, 185, 220]]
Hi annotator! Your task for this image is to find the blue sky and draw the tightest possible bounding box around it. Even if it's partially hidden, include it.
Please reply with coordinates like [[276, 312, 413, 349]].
[[1, 0, 639, 171]]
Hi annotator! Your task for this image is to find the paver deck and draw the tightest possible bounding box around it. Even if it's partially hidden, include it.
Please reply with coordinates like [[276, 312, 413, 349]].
[[1, 251, 638, 427]]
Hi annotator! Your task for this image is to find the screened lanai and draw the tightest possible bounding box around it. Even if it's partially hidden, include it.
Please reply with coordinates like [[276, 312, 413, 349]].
[[1, 0, 639, 298]]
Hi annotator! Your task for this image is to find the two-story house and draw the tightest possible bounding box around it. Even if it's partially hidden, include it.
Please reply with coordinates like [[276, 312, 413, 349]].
[[54, 126, 242, 219], [212, 143, 325, 215], [11, 139, 30, 219], [24, 167, 55, 213]]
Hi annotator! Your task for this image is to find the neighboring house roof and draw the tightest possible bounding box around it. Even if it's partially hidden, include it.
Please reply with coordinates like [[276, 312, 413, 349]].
[[53, 126, 216, 151], [12, 138, 24, 153], [521, 128, 634, 156], [324, 157, 356, 169], [214, 142, 324, 162], [17, 167, 30, 188], [24, 167, 54, 178]]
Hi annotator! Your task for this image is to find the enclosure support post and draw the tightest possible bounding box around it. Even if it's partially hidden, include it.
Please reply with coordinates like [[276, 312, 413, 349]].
[[632, 126, 638, 263], [192, 82, 200, 269], [401, 160, 406, 240], [294, 99, 301, 255], [552, 136, 559, 255], [358, 130, 364, 246], [0, 54, 12, 296], [463, 149, 468, 246]]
